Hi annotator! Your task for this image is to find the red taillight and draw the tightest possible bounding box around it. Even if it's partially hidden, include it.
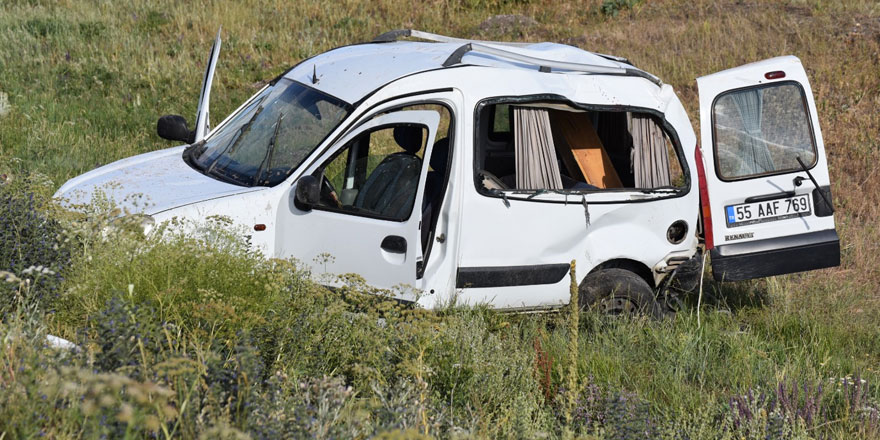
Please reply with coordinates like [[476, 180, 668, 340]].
[[694, 145, 714, 250], [254, 224, 267, 231], [765, 71, 786, 80]]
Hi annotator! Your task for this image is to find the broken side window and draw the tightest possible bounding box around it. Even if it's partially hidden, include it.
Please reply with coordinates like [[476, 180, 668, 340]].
[[475, 102, 685, 193]]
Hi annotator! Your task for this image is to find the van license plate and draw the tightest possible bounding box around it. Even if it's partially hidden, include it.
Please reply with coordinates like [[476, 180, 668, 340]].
[[725, 194, 811, 227]]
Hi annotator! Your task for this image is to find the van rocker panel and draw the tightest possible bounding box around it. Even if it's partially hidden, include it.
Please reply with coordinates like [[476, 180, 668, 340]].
[[456, 264, 570, 288], [710, 229, 839, 282]]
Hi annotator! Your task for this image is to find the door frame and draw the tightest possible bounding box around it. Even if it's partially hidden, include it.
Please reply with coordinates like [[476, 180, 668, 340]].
[[696, 56, 839, 280], [276, 90, 465, 300]]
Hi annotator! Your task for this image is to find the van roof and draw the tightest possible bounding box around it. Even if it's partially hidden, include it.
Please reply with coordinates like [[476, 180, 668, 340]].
[[282, 30, 660, 105]]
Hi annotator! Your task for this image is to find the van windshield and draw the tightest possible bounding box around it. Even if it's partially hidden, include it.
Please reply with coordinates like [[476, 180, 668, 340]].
[[190, 79, 351, 187]]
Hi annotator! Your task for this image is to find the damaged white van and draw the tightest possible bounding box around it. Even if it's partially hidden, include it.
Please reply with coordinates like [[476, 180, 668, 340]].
[[55, 30, 840, 315]]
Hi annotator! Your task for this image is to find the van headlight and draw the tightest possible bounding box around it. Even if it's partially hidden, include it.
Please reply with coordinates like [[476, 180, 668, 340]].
[[137, 214, 156, 236], [103, 213, 156, 238]]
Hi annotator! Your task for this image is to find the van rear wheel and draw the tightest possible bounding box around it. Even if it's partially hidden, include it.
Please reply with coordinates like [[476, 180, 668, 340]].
[[578, 268, 667, 318]]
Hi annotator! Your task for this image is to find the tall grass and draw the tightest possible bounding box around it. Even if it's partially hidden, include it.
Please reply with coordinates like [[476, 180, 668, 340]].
[[2, 0, 880, 438], [2, 165, 878, 438]]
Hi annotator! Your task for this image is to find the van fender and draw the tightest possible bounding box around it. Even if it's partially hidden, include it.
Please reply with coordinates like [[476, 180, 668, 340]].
[[580, 205, 697, 289]]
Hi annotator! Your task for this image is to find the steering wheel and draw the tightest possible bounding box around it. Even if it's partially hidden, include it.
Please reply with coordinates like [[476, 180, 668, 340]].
[[319, 174, 342, 208]]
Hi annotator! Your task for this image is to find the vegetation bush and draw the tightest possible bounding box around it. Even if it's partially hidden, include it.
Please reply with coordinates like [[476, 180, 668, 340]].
[[0, 162, 73, 314], [2, 196, 877, 439], [1, 172, 879, 437], [600, 0, 644, 17]]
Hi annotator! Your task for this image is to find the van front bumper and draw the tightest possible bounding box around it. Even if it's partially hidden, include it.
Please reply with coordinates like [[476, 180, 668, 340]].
[[709, 229, 840, 282]]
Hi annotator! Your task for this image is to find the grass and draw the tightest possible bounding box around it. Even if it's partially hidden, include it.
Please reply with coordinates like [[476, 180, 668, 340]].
[[2, 0, 880, 438]]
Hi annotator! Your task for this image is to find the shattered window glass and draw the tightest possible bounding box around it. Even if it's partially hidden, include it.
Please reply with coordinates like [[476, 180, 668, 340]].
[[713, 82, 816, 180]]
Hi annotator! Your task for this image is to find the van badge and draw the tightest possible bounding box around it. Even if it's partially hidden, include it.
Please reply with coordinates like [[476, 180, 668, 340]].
[[725, 232, 754, 241]]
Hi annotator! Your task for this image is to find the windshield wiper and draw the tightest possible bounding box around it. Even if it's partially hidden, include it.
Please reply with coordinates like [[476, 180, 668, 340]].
[[796, 155, 834, 214], [196, 97, 269, 179], [255, 113, 284, 186], [205, 129, 243, 176], [211, 104, 266, 163]]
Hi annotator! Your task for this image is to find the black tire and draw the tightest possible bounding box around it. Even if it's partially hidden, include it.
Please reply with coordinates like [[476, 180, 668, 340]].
[[578, 268, 668, 318]]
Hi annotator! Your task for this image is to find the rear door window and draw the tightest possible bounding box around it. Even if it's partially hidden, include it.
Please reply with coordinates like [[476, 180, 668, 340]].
[[712, 82, 817, 181]]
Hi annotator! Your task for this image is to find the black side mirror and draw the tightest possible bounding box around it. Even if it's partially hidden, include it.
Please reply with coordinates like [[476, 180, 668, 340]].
[[294, 175, 320, 211], [157, 115, 195, 144]]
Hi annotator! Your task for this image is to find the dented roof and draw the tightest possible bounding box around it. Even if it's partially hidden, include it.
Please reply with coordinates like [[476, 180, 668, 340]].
[[282, 34, 658, 104]]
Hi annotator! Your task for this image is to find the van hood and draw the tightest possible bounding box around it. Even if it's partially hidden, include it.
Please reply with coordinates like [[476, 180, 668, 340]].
[[54, 146, 261, 215]]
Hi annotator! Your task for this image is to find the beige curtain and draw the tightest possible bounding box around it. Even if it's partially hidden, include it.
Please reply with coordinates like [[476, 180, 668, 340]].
[[628, 113, 671, 188], [514, 107, 563, 190], [731, 89, 775, 176]]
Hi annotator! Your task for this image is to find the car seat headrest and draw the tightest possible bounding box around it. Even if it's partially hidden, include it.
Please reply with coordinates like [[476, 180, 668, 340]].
[[393, 126, 424, 154], [430, 138, 450, 172]]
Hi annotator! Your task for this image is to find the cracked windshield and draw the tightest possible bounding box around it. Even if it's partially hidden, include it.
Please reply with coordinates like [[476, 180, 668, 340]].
[[193, 78, 350, 186]]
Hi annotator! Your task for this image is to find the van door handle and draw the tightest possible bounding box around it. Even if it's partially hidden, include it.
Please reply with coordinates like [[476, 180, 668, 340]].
[[380, 235, 407, 254], [744, 191, 795, 203]]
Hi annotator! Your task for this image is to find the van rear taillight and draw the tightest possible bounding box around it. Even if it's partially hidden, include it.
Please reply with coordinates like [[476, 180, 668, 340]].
[[765, 71, 786, 80], [695, 145, 714, 250]]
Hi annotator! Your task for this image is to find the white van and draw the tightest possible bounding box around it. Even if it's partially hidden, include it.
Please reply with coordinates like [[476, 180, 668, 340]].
[[55, 30, 840, 314]]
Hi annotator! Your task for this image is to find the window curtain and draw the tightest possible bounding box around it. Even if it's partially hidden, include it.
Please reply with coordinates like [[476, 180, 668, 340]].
[[731, 89, 774, 175], [628, 113, 671, 188], [514, 107, 563, 190]]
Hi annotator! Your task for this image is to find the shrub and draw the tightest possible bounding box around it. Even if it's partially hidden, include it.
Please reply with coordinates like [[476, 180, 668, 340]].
[[0, 312, 176, 439], [248, 374, 364, 439], [555, 378, 658, 439], [600, 0, 643, 17], [0, 169, 73, 314], [726, 376, 880, 439]]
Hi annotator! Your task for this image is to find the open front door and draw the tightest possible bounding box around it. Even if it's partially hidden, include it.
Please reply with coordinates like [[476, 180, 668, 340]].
[[697, 56, 840, 281], [194, 29, 221, 142], [280, 110, 441, 294]]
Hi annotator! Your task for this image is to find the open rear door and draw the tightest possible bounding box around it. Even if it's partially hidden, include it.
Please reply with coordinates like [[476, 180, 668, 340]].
[[697, 56, 840, 281], [194, 28, 221, 142]]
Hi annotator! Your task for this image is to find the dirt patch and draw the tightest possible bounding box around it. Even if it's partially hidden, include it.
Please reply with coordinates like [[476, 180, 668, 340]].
[[845, 16, 880, 43]]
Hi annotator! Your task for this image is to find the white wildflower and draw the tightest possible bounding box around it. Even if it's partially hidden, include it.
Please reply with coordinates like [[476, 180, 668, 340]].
[[46, 334, 79, 352]]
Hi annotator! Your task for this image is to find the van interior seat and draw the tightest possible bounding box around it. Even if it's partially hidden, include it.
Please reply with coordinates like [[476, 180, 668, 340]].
[[354, 126, 423, 218]]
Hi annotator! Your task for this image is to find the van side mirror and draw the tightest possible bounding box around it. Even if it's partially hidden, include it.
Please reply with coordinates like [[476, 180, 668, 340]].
[[157, 115, 195, 144], [294, 175, 320, 211]]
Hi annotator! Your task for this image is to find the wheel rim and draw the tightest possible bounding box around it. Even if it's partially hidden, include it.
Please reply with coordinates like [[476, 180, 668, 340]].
[[598, 296, 638, 315]]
